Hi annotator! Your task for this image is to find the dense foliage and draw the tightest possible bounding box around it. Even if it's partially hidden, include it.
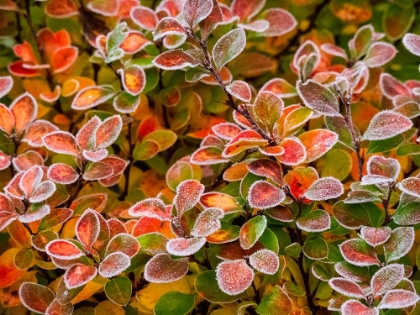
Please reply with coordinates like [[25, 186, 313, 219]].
[[1, 0, 420, 314]]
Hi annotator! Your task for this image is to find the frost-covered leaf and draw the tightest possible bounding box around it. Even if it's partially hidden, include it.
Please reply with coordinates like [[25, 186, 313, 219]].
[[321, 43, 348, 60], [249, 249, 279, 275], [190, 146, 228, 165], [256, 285, 292, 315], [377, 289, 420, 309], [200, 192, 243, 213], [297, 80, 340, 117], [384, 227, 414, 263], [12, 150, 43, 172], [360, 226, 391, 247], [212, 123, 242, 141], [364, 42, 397, 68], [340, 239, 380, 266], [216, 259, 254, 295], [380, 73, 410, 99], [46, 239, 84, 260], [98, 252, 131, 278], [297, 210, 331, 232], [284, 166, 318, 200], [106, 233, 139, 257], [299, 129, 338, 163], [166, 237, 206, 256], [304, 177, 343, 201], [212, 28, 246, 70], [119, 31, 150, 54], [398, 177, 420, 198], [71, 86, 116, 110], [128, 198, 171, 221], [0, 104, 14, 135], [153, 50, 199, 70], [239, 215, 267, 250], [246, 159, 283, 184], [362, 111, 413, 140], [0, 76, 13, 99], [226, 80, 251, 102], [174, 179, 204, 217], [366, 155, 400, 180], [261, 78, 297, 98], [45, 299, 73, 315], [131, 6, 158, 31], [19, 282, 55, 314], [329, 278, 365, 299], [277, 137, 307, 166], [402, 33, 420, 57], [29, 180, 56, 203], [64, 264, 97, 289], [253, 91, 283, 132], [335, 262, 370, 283], [47, 163, 78, 185], [43, 131, 79, 157], [19, 204, 50, 223], [144, 253, 189, 283], [222, 130, 268, 158], [261, 8, 297, 37], [341, 300, 378, 315], [10, 92, 37, 135], [349, 25, 374, 60], [183, 0, 213, 28], [302, 238, 328, 260], [76, 209, 100, 251], [231, 0, 265, 22], [153, 17, 186, 41], [118, 65, 146, 96], [248, 180, 285, 209], [191, 208, 223, 237], [82, 162, 113, 181], [95, 115, 122, 149], [371, 264, 404, 297], [104, 276, 132, 307]]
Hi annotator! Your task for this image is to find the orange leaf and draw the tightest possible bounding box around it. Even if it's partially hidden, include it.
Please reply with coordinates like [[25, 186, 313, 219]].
[[51, 46, 78, 73], [0, 248, 27, 288], [45, 0, 78, 18], [71, 86, 116, 110]]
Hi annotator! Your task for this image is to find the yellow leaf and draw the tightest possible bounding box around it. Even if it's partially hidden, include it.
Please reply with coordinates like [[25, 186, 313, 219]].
[[95, 300, 125, 315], [72, 276, 109, 304]]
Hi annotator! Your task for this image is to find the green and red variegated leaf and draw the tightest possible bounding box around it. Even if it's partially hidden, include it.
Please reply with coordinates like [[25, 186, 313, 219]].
[[297, 209, 331, 232], [64, 264, 97, 289], [212, 122, 242, 141], [249, 249, 279, 275], [239, 215, 267, 250], [43, 131, 79, 157], [19, 282, 55, 314], [71, 86, 116, 110], [45, 0, 78, 18], [340, 239, 380, 266], [106, 233, 139, 257], [276, 137, 306, 166], [159, 86, 181, 107], [45, 299, 73, 315], [281, 107, 313, 138], [119, 31, 150, 54], [207, 222, 240, 244], [183, 0, 213, 28], [153, 17, 186, 41], [297, 80, 340, 117], [299, 129, 338, 163], [174, 179, 205, 217], [334, 262, 371, 283], [128, 198, 171, 221], [398, 177, 420, 198], [108, 218, 127, 238], [253, 91, 283, 132], [377, 289, 420, 309], [191, 208, 224, 237], [76, 116, 100, 151], [341, 300, 378, 315], [321, 43, 348, 60], [38, 207, 72, 231], [199, 0, 223, 39], [47, 163, 79, 185], [12, 150, 43, 172], [200, 192, 243, 213], [190, 146, 228, 165], [216, 259, 254, 295], [366, 156, 400, 180], [0, 76, 13, 99], [403, 33, 420, 57], [248, 180, 285, 209], [371, 264, 404, 297], [284, 166, 318, 200], [71, 193, 107, 215], [212, 28, 246, 71], [364, 42, 396, 68], [143, 129, 177, 152], [131, 5, 158, 31], [265, 206, 294, 223], [98, 252, 131, 278], [82, 162, 113, 181], [153, 50, 199, 70], [360, 226, 391, 247], [31, 230, 58, 251], [144, 253, 189, 283], [104, 276, 132, 307], [261, 8, 297, 37], [226, 80, 251, 103], [261, 78, 297, 98], [222, 130, 268, 158], [349, 25, 374, 59], [329, 278, 365, 299], [13, 247, 34, 270], [304, 177, 343, 201], [137, 232, 168, 255], [95, 115, 122, 149], [166, 237, 206, 256], [333, 201, 382, 230], [76, 209, 100, 251], [46, 239, 84, 260], [384, 227, 415, 263], [362, 111, 413, 141], [10, 92, 37, 135], [118, 65, 146, 96], [246, 159, 282, 184]]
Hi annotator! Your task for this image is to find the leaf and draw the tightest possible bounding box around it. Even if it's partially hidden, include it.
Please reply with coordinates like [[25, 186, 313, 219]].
[[231, 0, 265, 22], [302, 238, 328, 260], [118, 65, 146, 96], [212, 123, 242, 141], [297, 80, 340, 117], [216, 259, 254, 295], [299, 129, 338, 163], [14, 248, 34, 270], [393, 201, 420, 225], [371, 264, 404, 297], [87, 0, 118, 15], [43, 131, 79, 157], [261, 8, 297, 37], [153, 17, 186, 41], [334, 262, 370, 283], [364, 42, 397, 68], [190, 146, 228, 165], [174, 179, 205, 217], [212, 28, 246, 70], [45, 0, 78, 17], [297, 210, 331, 232], [276, 137, 307, 166], [360, 226, 391, 247], [51, 46, 78, 73], [71, 86, 116, 110], [248, 180, 285, 209], [366, 155, 400, 180], [226, 80, 251, 102], [256, 285, 292, 315], [349, 24, 373, 59], [106, 233, 139, 257], [284, 166, 318, 200], [383, 4, 414, 41], [143, 130, 177, 152], [166, 237, 206, 256], [46, 239, 84, 260], [76, 209, 100, 251], [19, 282, 55, 314], [128, 198, 171, 221], [340, 239, 380, 266], [153, 50, 199, 70], [64, 264, 98, 289], [200, 192, 242, 213], [222, 130, 268, 158], [45, 299, 73, 315], [261, 78, 297, 98], [183, 0, 213, 28], [144, 253, 189, 283], [47, 163, 79, 185], [83, 162, 113, 181], [379, 73, 410, 99], [10, 92, 37, 135], [334, 201, 383, 229], [398, 177, 420, 198], [95, 115, 122, 149], [246, 159, 283, 184], [341, 300, 378, 315], [12, 150, 43, 172], [131, 5, 158, 31], [329, 278, 365, 299], [248, 249, 279, 275], [403, 33, 420, 57], [191, 208, 223, 237], [0, 75, 13, 99], [253, 91, 283, 133], [281, 107, 313, 138], [199, 0, 223, 39], [304, 177, 343, 201], [377, 289, 419, 309], [120, 31, 150, 54], [362, 110, 412, 140], [98, 252, 131, 278], [154, 292, 196, 315], [239, 215, 267, 250], [31, 230, 58, 251], [384, 227, 415, 263]]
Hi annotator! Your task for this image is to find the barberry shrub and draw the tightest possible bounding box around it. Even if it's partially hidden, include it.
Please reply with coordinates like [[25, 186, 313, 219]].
[[0, 0, 420, 314]]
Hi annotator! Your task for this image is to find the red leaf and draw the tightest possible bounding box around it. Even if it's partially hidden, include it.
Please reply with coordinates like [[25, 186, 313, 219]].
[[153, 50, 199, 70], [380, 73, 410, 99], [71, 86, 116, 110], [341, 300, 378, 315], [191, 208, 223, 237], [246, 159, 283, 184], [19, 165, 43, 198], [76, 116, 100, 151], [296, 210, 331, 232], [118, 65, 146, 96], [131, 5, 158, 31], [261, 78, 297, 98], [226, 80, 252, 102], [153, 17, 186, 41], [231, 0, 265, 22], [183, 0, 213, 28], [45, 299, 73, 315], [0, 75, 13, 99], [261, 8, 297, 37], [0, 193, 18, 230], [276, 137, 306, 166], [248, 180, 285, 209], [363, 110, 413, 140], [12, 150, 43, 172], [0, 151, 11, 171], [249, 249, 279, 275], [364, 42, 396, 68], [190, 146, 228, 165], [119, 31, 150, 54], [64, 264, 97, 289], [98, 252, 130, 278], [371, 264, 404, 297], [403, 33, 420, 57], [144, 253, 189, 283], [216, 259, 254, 295], [82, 149, 108, 162], [199, 0, 223, 39], [19, 282, 55, 314], [43, 131, 79, 157], [360, 226, 391, 247], [284, 166, 318, 200], [22, 120, 58, 147], [45, 0, 78, 18], [304, 177, 343, 201], [87, 0, 118, 16], [366, 155, 400, 180], [106, 233, 139, 257], [82, 162, 113, 181], [46, 239, 84, 260], [222, 130, 268, 158], [299, 129, 338, 163], [29, 180, 56, 203], [329, 278, 365, 299], [47, 163, 79, 185], [101, 156, 127, 176], [95, 115, 122, 149], [8, 60, 43, 77], [51, 46, 78, 73], [377, 289, 420, 309], [19, 204, 50, 223], [174, 179, 205, 217], [128, 198, 171, 221], [340, 239, 380, 266], [321, 43, 348, 60], [166, 237, 206, 256], [76, 209, 100, 250], [212, 122, 242, 140], [10, 92, 37, 135]]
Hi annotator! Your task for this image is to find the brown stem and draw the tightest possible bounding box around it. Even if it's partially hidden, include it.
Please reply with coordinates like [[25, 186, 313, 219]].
[[382, 182, 396, 225], [120, 119, 134, 201]]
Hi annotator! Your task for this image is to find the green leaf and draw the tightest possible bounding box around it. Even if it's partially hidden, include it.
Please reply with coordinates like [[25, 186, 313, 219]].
[[325, 116, 356, 150], [212, 28, 246, 70], [133, 140, 160, 160], [333, 201, 384, 229], [284, 243, 301, 259], [104, 276, 132, 306], [302, 238, 328, 260], [256, 285, 292, 315], [14, 248, 34, 270], [367, 134, 404, 154], [383, 3, 415, 41], [239, 215, 267, 250], [0, 130, 14, 156], [393, 201, 420, 225], [154, 292, 196, 315], [283, 281, 305, 297], [316, 149, 352, 181], [143, 130, 177, 152], [143, 68, 159, 93], [73, 307, 96, 315]]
